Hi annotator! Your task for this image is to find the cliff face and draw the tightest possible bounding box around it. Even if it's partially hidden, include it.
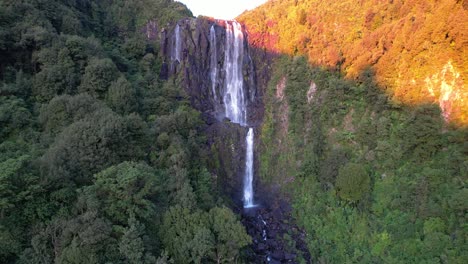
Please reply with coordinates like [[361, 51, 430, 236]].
[[238, 0, 467, 127], [155, 17, 266, 203], [233, 1, 467, 262], [159, 18, 261, 121]]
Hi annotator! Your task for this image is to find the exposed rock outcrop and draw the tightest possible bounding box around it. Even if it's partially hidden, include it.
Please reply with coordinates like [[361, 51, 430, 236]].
[[160, 18, 261, 122]]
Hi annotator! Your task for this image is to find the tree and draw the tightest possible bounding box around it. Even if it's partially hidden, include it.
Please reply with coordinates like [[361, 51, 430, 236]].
[[161, 205, 251, 263], [33, 49, 79, 102], [41, 109, 146, 184], [79, 58, 119, 98], [106, 76, 137, 115], [39, 94, 104, 136], [336, 162, 370, 202], [82, 161, 160, 224], [208, 206, 251, 263], [161, 205, 212, 263], [119, 216, 156, 264], [0, 96, 31, 140]]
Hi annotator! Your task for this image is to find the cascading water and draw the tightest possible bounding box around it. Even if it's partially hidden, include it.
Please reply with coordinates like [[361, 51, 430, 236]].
[[210, 25, 218, 103], [173, 24, 181, 62], [223, 21, 247, 125], [244, 128, 255, 207], [218, 21, 255, 208], [164, 19, 309, 263]]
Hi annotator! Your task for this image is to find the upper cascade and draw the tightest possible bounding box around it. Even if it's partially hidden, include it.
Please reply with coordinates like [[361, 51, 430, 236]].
[[210, 25, 218, 105], [172, 24, 182, 62], [222, 21, 247, 125], [162, 18, 257, 125]]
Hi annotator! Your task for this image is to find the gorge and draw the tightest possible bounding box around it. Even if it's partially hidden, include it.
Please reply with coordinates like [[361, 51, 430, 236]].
[[0, 0, 466, 263], [163, 18, 310, 262]]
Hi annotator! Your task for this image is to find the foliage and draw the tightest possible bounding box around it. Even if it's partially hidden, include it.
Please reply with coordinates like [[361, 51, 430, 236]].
[[238, 0, 468, 126], [260, 56, 467, 263], [336, 163, 370, 202], [0, 1, 250, 263], [161, 205, 250, 263]]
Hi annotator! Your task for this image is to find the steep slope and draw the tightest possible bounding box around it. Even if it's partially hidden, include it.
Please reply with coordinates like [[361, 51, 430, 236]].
[[238, 0, 467, 126], [238, 0, 468, 263], [0, 1, 252, 263]]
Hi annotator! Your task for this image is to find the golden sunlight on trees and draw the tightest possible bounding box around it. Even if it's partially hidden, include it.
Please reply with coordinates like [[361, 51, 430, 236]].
[[238, 0, 467, 127]]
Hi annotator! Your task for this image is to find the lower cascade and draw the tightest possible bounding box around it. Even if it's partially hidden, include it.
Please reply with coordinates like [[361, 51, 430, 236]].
[[244, 128, 255, 207]]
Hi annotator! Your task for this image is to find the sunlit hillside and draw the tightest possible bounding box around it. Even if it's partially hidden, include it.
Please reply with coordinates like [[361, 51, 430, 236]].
[[238, 0, 467, 126]]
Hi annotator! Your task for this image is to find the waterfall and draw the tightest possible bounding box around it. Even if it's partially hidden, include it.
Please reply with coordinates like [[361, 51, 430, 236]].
[[210, 25, 218, 103], [217, 21, 256, 208], [173, 24, 181, 62], [244, 128, 255, 207], [223, 21, 247, 125]]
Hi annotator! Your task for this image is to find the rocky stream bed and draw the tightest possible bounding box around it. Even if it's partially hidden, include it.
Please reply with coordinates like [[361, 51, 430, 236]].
[[240, 201, 311, 263]]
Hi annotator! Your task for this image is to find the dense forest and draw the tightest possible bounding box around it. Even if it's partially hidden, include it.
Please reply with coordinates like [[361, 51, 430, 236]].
[[255, 55, 467, 263], [0, 1, 250, 263], [239, 0, 468, 263], [238, 0, 467, 126], [1, 0, 467, 263]]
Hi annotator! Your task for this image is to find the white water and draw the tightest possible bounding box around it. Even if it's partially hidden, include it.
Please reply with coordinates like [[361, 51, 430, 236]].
[[210, 25, 218, 102], [219, 21, 255, 208], [244, 128, 255, 207], [173, 24, 182, 62], [223, 21, 247, 125]]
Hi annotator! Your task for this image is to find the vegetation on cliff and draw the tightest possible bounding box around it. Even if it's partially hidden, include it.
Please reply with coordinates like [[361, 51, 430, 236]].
[[239, 2, 467, 261], [238, 0, 467, 126], [0, 1, 250, 263], [258, 55, 467, 263]]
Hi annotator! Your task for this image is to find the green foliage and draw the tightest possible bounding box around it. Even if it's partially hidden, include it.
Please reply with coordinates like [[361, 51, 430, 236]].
[[79, 58, 119, 98], [119, 216, 156, 264], [106, 76, 138, 114], [83, 162, 160, 224], [41, 109, 147, 184], [262, 56, 467, 263], [161, 205, 250, 263], [208, 206, 252, 263], [0, 1, 231, 263], [336, 163, 370, 202], [0, 96, 31, 140]]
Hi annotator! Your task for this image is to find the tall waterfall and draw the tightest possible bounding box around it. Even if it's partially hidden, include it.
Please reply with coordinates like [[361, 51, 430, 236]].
[[220, 21, 255, 208], [210, 25, 218, 103], [223, 21, 247, 125], [173, 24, 181, 62], [166, 19, 258, 208]]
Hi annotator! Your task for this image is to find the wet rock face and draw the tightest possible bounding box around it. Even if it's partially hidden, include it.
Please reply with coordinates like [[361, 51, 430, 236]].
[[153, 18, 311, 262], [160, 18, 260, 123], [204, 121, 249, 204], [159, 17, 263, 201]]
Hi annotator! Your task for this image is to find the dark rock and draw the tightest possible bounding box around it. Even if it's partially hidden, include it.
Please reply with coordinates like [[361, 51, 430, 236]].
[[284, 253, 296, 260], [269, 259, 281, 264], [268, 229, 277, 239], [266, 239, 277, 248], [159, 61, 168, 80], [271, 250, 285, 260], [257, 243, 267, 252], [159, 18, 260, 123], [201, 112, 217, 125]]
